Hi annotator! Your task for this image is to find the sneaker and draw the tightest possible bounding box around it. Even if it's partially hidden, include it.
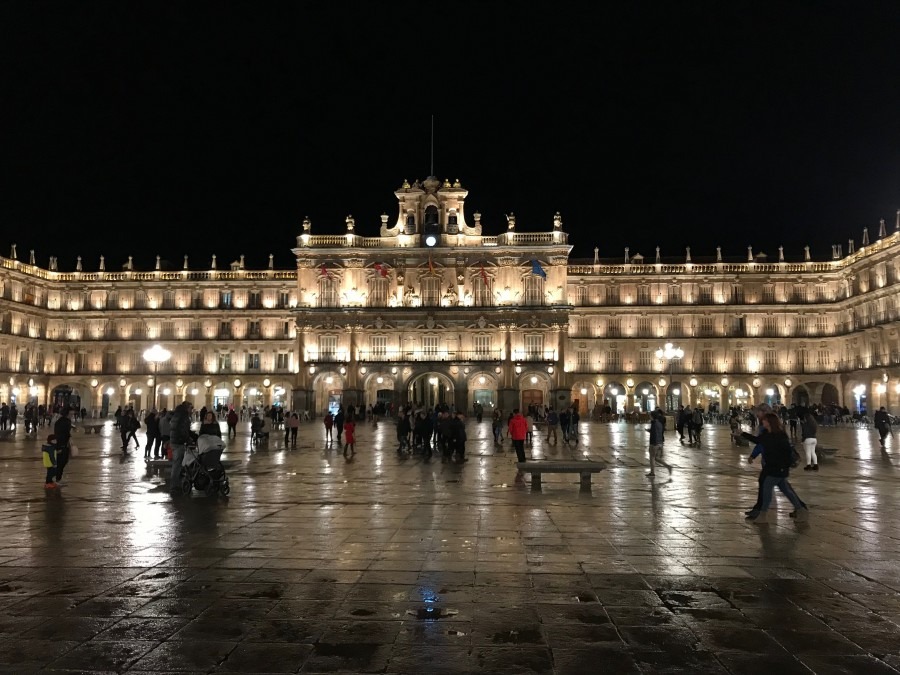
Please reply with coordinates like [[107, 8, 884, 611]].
[[44, 482, 58, 489]]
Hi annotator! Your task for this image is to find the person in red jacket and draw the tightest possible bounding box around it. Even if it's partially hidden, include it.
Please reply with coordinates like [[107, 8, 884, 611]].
[[508, 408, 529, 484]]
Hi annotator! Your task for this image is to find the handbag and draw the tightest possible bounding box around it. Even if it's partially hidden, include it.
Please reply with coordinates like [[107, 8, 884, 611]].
[[68, 443, 79, 457]]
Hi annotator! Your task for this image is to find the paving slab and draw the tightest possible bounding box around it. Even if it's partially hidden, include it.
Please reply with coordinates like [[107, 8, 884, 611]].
[[0, 418, 899, 673]]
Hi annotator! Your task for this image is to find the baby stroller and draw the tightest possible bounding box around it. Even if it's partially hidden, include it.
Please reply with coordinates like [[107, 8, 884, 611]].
[[181, 434, 230, 496]]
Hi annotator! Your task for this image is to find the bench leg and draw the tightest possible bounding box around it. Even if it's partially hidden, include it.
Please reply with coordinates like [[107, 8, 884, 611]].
[[579, 472, 592, 493], [530, 473, 542, 491]]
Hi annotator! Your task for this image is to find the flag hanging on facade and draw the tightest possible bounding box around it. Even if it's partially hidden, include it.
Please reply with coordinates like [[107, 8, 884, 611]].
[[320, 264, 330, 277], [530, 259, 547, 279], [428, 255, 435, 275], [374, 263, 388, 278], [479, 263, 490, 286]]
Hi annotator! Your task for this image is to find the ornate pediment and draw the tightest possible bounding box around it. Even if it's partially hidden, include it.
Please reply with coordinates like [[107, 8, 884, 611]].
[[497, 256, 519, 267]]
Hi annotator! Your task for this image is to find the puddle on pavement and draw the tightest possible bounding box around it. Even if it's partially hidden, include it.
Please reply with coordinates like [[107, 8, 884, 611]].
[[406, 606, 459, 620]]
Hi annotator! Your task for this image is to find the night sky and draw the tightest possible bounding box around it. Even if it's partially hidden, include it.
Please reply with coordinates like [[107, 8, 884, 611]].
[[2, 2, 899, 271]]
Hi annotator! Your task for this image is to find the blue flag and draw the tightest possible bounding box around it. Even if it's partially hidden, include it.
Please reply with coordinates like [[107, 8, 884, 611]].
[[530, 259, 547, 279]]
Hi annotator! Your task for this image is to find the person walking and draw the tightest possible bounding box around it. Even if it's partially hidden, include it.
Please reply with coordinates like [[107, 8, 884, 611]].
[[287, 412, 300, 447], [396, 411, 411, 455], [508, 408, 529, 484], [226, 408, 238, 439], [874, 406, 892, 448], [156, 409, 171, 459], [342, 410, 356, 458], [323, 410, 334, 445], [52, 408, 74, 485], [334, 406, 345, 445], [450, 411, 467, 462], [647, 408, 672, 477], [746, 413, 809, 523], [545, 407, 559, 444], [800, 407, 819, 471], [492, 409, 503, 444], [42, 433, 60, 489], [120, 408, 140, 453]]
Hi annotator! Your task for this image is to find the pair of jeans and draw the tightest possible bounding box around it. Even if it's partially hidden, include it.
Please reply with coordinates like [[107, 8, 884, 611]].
[[760, 475, 803, 512], [169, 443, 186, 491]]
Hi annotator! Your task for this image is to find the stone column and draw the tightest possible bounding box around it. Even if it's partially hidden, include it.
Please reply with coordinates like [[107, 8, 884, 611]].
[[550, 324, 571, 411], [497, 323, 518, 412]]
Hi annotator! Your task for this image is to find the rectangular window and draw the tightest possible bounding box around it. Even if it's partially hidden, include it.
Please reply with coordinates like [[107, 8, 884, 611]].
[[474, 275, 493, 306], [421, 277, 440, 306], [699, 285, 712, 303], [637, 317, 651, 336], [474, 335, 492, 359], [525, 334, 544, 359], [733, 350, 746, 370], [817, 350, 831, 367], [762, 286, 775, 303], [248, 321, 260, 337], [280, 291, 291, 307], [524, 276, 544, 305], [607, 318, 621, 338], [732, 285, 745, 303], [606, 350, 620, 369], [795, 317, 808, 336], [220, 291, 232, 308], [667, 317, 681, 336], [668, 286, 680, 304], [249, 291, 261, 308], [701, 349, 714, 368], [699, 317, 714, 337], [763, 317, 777, 335], [368, 277, 390, 307], [606, 286, 619, 305], [218, 353, 232, 371], [637, 286, 650, 304], [276, 353, 289, 370], [246, 353, 260, 370], [576, 285, 588, 305], [795, 349, 808, 370], [764, 349, 777, 367], [639, 350, 652, 368], [369, 335, 387, 358], [423, 335, 439, 356], [576, 351, 590, 369], [220, 321, 231, 338], [318, 335, 337, 359], [283, 321, 292, 338], [816, 316, 828, 335]]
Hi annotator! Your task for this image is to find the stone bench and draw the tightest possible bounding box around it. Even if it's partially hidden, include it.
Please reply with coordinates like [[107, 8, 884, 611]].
[[516, 460, 605, 492], [80, 422, 107, 434]]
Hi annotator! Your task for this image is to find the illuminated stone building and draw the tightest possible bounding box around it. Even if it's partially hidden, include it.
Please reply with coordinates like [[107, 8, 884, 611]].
[[1, 176, 899, 417]]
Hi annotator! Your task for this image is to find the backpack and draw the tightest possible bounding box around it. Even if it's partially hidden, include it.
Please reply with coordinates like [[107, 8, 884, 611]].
[[692, 410, 702, 426]]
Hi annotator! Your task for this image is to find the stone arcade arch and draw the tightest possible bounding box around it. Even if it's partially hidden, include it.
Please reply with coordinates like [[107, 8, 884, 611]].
[[312, 371, 345, 415], [570, 381, 596, 414], [468, 371, 498, 413], [407, 372, 455, 410], [634, 381, 658, 412]]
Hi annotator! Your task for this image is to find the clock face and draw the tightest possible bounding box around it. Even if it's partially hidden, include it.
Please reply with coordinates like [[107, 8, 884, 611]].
[[425, 234, 437, 247]]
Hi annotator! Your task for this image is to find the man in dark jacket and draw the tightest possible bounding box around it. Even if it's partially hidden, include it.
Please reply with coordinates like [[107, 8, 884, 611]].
[[874, 407, 892, 448], [144, 410, 160, 459], [168, 401, 194, 493], [52, 408, 74, 483], [450, 412, 467, 462]]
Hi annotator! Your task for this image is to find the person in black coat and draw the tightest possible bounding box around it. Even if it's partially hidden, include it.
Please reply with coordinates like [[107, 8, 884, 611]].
[[746, 413, 808, 523]]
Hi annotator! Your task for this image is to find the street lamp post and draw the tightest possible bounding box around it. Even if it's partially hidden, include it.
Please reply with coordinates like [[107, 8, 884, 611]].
[[655, 342, 684, 411], [143, 344, 172, 411]]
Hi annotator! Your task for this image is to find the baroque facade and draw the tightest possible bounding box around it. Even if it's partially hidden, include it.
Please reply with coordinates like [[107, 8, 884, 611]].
[[1, 175, 899, 417]]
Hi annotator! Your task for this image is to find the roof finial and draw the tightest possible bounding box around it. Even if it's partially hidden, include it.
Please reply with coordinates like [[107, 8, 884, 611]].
[[716, 246, 722, 262], [99, 255, 105, 271], [879, 218, 886, 238], [656, 246, 661, 264], [747, 246, 753, 262], [268, 253, 274, 269], [685, 246, 692, 263], [778, 245, 784, 262], [155, 255, 161, 270], [896, 209, 900, 231], [553, 212, 562, 230], [862, 227, 870, 246], [804, 245, 810, 261], [239, 254, 245, 269], [211, 254, 217, 270], [183, 255, 189, 270], [76, 255, 82, 272], [594, 246, 600, 265], [29, 249, 35, 265], [9, 243, 16, 259], [848, 238, 855, 254], [624, 247, 630, 264]]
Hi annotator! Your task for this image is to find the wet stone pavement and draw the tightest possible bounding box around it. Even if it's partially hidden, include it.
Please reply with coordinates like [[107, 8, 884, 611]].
[[1, 417, 900, 674]]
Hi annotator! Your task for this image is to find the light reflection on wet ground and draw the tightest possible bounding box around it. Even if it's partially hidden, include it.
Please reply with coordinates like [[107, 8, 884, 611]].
[[0, 418, 899, 673]]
